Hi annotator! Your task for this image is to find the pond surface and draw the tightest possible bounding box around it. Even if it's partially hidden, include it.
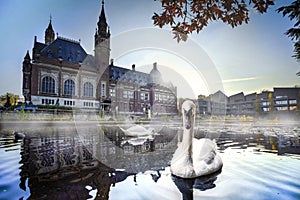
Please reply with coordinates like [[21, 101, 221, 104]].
[[0, 121, 300, 200]]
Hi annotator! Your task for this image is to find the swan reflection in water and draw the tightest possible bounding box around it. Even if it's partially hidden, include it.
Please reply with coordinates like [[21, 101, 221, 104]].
[[172, 169, 222, 200]]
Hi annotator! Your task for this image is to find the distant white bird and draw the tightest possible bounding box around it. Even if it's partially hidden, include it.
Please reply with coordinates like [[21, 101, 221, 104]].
[[170, 100, 223, 178], [120, 125, 155, 137]]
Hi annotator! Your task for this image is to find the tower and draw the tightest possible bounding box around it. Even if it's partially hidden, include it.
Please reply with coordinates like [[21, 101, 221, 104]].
[[45, 16, 55, 45], [95, 0, 110, 98], [95, 0, 110, 72], [22, 51, 32, 103]]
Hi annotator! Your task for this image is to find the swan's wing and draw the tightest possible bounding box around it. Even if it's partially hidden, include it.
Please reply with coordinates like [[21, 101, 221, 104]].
[[193, 138, 217, 160], [119, 127, 132, 136], [120, 125, 153, 136], [193, 139, 223, 176]]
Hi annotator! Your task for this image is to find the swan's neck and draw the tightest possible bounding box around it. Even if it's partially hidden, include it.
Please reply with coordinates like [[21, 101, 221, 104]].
[[181, 127, 194, 156]]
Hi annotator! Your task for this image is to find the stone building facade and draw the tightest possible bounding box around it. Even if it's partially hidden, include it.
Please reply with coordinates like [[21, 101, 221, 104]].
[[22, 2, 177, 116]]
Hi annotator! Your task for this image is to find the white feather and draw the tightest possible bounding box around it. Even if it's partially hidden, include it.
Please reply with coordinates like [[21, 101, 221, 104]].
[[170, 100, 223, 178]]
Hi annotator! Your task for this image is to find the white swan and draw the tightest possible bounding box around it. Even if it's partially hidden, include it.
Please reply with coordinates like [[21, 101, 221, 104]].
[[120, 125, 155, 137], [170, 100, 223, 178]]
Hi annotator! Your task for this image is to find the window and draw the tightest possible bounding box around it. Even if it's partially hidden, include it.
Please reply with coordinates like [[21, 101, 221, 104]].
[[275, 95, 287, 99], [275, 100, 288, 105], [64, 100, 75, 106], [84, 82, 93, 97], [130, 103, 134, 112], [140, 92, 149, 101], [101, 81, 106, 97], [140, 93, 144, 100], [128, 91, 134, 99], [41, 76, 55, 94], [289, 100, 297, 105], [77, 51, 82, 62], [24, 76, 29, 88], [64, 79, 75, 96], [261, 101, 269, 106], [155, 93, 159, 101], [276, 107, 288, 111], [110, 88, 116, 97], [263, 107, 270, 112], [58, 46, 63, 58], [123, 90, 128, 99], [145, 93, 149, 101], [84, 102, 93, 107], [42, 98, 55, 105], [47, 50, 53, 58]]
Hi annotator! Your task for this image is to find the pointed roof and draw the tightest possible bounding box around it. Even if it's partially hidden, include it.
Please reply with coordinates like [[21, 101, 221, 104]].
[[45, 15, 55, 44], [99, 0, 107, 24], [96, 0, 110, 39], [45, 15, 54, 34], [24, 50, 31, 60]]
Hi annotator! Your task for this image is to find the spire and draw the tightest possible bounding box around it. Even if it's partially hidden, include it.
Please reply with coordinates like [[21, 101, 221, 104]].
[[45, 15, 55, 45], [23, 50, 31, 71], [96, 0, 110, 40], [24, 50, 31, 60], [23, 50, 31, 65], [99, 0, 107, 24]]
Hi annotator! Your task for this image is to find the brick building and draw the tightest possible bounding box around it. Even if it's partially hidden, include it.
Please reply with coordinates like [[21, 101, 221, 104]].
[[22, 1, 177, 116]]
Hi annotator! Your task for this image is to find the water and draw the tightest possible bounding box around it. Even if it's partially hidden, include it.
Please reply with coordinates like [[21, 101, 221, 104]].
[[0, 121, 300, 200]]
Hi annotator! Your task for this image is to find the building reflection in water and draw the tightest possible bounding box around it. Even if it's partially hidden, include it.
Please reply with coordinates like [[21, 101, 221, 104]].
[[17, 124, 299, 199], [19, 125, 178, 199]]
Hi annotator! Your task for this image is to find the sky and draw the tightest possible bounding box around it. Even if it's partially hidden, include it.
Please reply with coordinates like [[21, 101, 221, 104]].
[[0, 0, 299, 98]]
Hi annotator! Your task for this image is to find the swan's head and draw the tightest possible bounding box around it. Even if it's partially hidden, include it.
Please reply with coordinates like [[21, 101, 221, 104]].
[[182, 100, 196, 130]]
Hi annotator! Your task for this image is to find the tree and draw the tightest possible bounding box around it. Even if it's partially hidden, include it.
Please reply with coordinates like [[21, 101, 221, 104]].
[[268, 92, 275, 114], [277, 0, 300, 62], [152, 0, 275, 42], [1, 93, 20, 108], [254, 94, 261, 115], [4, 94, 11, 108]]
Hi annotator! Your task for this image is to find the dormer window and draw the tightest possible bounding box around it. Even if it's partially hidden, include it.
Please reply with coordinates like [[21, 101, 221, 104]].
[[58, 46, 63, 59], [47, 50, 53, 58]]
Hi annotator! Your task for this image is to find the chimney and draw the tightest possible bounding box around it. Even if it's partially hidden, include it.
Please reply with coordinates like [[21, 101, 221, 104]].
[[153, 62, 157, 69], [110, 59, 114, 66], [132, 64, 135, 71]]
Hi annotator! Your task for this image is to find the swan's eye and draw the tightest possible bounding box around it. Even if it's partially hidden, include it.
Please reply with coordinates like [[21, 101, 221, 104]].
[[183, 109, 187, 115]]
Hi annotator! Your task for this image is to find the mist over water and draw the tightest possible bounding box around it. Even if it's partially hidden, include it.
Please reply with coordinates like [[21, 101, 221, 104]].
[[0, 121, 299, 200]]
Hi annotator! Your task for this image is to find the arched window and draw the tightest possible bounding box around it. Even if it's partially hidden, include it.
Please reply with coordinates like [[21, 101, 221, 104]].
[[41, 76, 55, 94], [64, 79, 75, 96], [84, 82, 93, 97]]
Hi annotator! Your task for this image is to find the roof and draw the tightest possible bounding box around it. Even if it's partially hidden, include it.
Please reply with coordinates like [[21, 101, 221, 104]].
[[82, 54, 97, 68], [24, 51, 31, 60], [228, 92, 245, 103], [34, 42, 47, 53], [39, 36, 87, 64], [109, 65, 150, 86]]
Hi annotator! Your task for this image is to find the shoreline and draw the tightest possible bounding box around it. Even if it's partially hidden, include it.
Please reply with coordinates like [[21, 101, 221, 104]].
[[1, 118, 299, 129]]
